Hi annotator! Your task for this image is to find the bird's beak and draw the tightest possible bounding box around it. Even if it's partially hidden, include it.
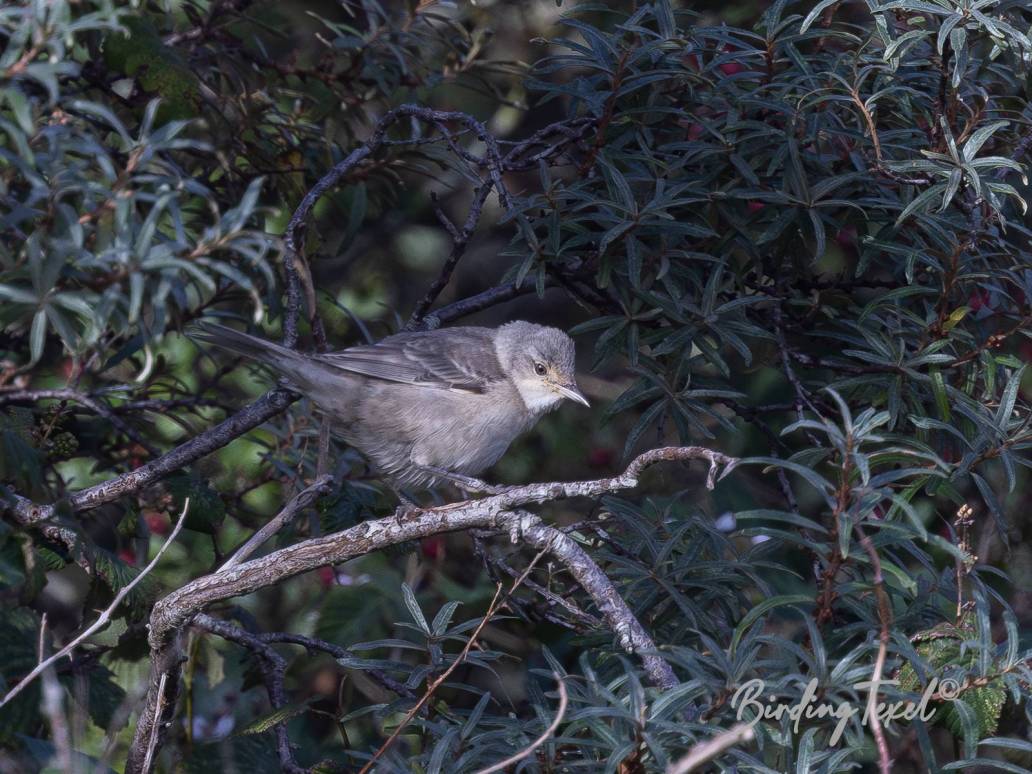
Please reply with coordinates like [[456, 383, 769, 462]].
[[556, 382, 590, 407]]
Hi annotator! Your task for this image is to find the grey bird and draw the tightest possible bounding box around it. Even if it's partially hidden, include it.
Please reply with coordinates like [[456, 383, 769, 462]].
[[191, 320, 589, 490]]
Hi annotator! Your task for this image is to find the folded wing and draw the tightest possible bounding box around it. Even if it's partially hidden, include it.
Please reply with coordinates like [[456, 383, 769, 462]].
[[315, 328, 504, 393]]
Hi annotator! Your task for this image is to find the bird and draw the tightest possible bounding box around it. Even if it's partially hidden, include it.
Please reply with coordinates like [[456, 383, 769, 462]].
[[190, 320, 590, 491]]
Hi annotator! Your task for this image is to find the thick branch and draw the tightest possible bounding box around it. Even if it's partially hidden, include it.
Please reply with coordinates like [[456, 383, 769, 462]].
[[514, 511, 676, 687], [147, 446, 732, 647]]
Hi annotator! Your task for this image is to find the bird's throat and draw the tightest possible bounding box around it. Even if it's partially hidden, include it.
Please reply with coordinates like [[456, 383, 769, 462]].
[[511, 380, 564, 415]]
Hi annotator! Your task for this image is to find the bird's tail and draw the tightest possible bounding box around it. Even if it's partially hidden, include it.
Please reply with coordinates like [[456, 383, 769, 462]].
[[189, 322, 307, 376]]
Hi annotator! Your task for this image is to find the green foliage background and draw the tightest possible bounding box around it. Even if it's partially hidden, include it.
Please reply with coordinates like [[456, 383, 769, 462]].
[[1, 0, 1032, 771]]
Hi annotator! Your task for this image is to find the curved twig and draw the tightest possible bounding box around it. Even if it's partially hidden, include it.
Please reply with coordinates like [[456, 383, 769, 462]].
[[472, 673, 568, 774]]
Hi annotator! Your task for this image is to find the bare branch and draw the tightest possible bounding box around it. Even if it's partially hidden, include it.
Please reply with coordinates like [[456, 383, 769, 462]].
[[425, 279, 549, 330], [257, 631, 414, 698], [139, 673, 167, 774], [40, 665, 73, 773], [513, 511, 677, 688], [193, 614, 306, 773], [281, 103, 516, 347], [4, 389, 297, 526], [125, 446, 731, 771], [146, 445, 733, 650], [220, 474, 333, 570], [0, 387, 159, 455], [405, 184, 492, 329]]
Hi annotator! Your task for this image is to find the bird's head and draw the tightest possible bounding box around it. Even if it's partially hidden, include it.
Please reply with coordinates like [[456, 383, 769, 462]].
[[495, 321, 589, 413]]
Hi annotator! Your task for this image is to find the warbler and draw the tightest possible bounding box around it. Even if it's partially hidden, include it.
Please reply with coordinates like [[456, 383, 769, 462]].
[[192, 321, 589, 489]]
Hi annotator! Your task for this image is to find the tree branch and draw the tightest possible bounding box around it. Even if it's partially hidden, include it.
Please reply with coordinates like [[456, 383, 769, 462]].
[[220, 474, 333, 570], [281, 103, 517, 347], [192, 613, 307, 773], [405, 184, 492, 329], [0, 387, 159, 455], [4, 388, 297, 526], [124, 446, 733, 772]]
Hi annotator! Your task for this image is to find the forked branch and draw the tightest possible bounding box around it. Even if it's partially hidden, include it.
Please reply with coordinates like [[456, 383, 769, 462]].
[[123, 446, 734, 773]]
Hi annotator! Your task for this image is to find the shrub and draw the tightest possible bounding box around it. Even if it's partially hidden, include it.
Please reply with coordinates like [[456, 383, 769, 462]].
[[1, 0, 1031, 771]]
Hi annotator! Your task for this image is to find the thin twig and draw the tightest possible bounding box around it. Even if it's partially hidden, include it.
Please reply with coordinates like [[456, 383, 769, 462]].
[[358, 583, 508, 774], [0, 499, 190, 709], [0, 388, 159, 455], [5, 389, 297, 527], [359, 549, 549, 773], [257, 631, 414, 698], [40, 664, 74, 774], [220, 475, 333, 570], [140, 673, 167, 774], [666, 724, 755, 774], [193, 614, 306, 773], [856, 524, 892, 774], [472, 672, 568, 774], [281, 104, 515, 347], [406, 184, 492, 328]]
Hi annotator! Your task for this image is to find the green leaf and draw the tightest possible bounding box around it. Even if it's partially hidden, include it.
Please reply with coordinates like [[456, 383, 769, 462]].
[[239, 701, 312, 735], [800, 0, 842, 33], [402, 583, 430, 634], [731, 595, 813, 652]]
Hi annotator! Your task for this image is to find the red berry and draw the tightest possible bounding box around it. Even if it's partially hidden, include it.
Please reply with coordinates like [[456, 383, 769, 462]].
[[747, 201, 766, 213], [317, 566, 336, 588], [835, 225, 858, 250], [588, 447, 615, 468], [144, 511, 168, 536], [719, 44, 745, 76], [969, 289, 991, 312], [421, 536, 445, 561]]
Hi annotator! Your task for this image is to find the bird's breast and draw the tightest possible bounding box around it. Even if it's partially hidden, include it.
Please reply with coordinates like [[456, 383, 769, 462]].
[[400, 383, 534, 474]]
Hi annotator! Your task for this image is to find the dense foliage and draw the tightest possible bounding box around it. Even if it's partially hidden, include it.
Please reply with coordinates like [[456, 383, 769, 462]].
[[1, 0, 1032, 771]]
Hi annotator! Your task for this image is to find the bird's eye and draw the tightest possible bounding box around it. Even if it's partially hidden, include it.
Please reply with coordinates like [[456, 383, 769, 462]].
[[534, 362, 547, 376]]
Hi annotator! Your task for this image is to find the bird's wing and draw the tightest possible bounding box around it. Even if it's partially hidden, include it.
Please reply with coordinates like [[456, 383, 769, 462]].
[[315, 329, 505, 393]]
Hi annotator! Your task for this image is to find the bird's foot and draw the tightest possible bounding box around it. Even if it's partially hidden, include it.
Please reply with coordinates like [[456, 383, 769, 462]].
[[391, 487, 424, 521], [419, 466, 509, 497]]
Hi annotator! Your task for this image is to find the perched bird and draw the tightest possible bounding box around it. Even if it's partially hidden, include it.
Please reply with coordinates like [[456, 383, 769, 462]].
[[191, 321, 589, 490]]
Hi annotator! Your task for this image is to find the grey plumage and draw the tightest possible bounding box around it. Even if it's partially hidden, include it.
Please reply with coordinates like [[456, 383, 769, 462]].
[[191, 320, 589, 488]]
